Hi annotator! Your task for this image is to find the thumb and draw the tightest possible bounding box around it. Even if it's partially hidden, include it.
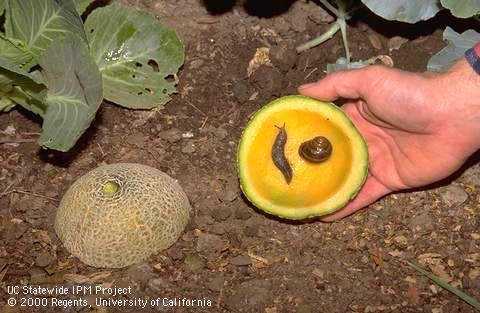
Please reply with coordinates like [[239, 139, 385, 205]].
[[320, 176, 391, 222], [298, 66, 382, 101]]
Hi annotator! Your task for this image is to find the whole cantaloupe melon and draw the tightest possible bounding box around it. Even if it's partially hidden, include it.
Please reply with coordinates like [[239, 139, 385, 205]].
[[55, 163, 191, 268]]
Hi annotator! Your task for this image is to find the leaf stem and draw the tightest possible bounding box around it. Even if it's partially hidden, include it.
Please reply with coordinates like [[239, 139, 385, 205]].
[[408, 261, 480, 310], [296, 22, 341, 53], [337, 18, 350, 63], [317, 0, 341, 18]]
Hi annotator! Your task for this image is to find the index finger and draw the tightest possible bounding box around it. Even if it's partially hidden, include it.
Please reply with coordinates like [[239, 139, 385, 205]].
[[298, 66, 380, 101]]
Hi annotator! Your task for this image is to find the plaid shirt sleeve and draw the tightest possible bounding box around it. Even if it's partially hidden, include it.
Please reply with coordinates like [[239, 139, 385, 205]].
[[465, 43, 480, 75]]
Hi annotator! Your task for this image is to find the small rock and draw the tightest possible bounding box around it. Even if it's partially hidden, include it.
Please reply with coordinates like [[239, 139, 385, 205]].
[[270, 41, 298, 72], [250, 65, 283, 95], [367, 33, 383, 50], [409, 211, 434, 231], [166, 247, 184, 261], [233, 81, 251, 103], [127, 262, 154, 285], [189, 59, 204, 69], [358, 239, 368, 249], [182, 131, 194, 138], [211, 207, 232, 222], [35, 251, 55, 267], [222, 190, 238, 203], [225, 279, 273, 311], [206, 126, 228, 140], [285, 3, 309, 32], [148, 278, 171, 293], [274, 17, 291, 34], [181, 141, 196, 154], [210, 222, 228, 235], [388, 36, 409, 51], [183, 254, 206, 273], [461, 165, 480, 187], [234, 204, 253, 220], [360, 255, 369, 264], [196, 232, 225, 253], [221, 178, 240, 203], [206, 274, 225, 291], [29, 267, 50, 284], [127, 132, 146, 148], [394, 235, 408, 246], [194, 215, 214, 226], [2, 125, 16, 136], [440, 185, 468, 207], [159, 129, 182, 143], [243, 224, 258, 237], [230, 255, 251, 266]]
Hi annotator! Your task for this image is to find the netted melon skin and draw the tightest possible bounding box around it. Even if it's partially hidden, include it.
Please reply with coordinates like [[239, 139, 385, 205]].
[[54, 163, 191, 268]]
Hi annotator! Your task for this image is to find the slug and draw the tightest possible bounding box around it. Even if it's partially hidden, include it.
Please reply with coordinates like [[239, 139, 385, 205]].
[[272, 124, 293, 184], [299, 136, 332, 163]]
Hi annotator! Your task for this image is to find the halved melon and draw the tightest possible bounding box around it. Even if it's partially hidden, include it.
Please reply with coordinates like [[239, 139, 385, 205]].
[[237, 95, 369, 220]]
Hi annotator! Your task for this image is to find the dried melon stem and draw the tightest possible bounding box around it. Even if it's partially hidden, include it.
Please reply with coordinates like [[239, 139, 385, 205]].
[[102, 181, 119, 194]]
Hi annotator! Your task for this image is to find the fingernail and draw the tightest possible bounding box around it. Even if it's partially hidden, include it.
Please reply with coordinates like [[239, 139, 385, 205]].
[[298, 82, 316, 90]]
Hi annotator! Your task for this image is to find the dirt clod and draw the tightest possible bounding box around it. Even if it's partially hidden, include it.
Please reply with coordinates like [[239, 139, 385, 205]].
[[251, 65, 284, 96], [225, 279, 273, 311], [206, 273, 225, 291], [233, 80, 251, 103], [196, 232, 225, 254], [35, 251, 55, 267], [270, 42, 298, 72], [230, 255, 251, 266], [159, 129, 182, 143], [183, 254, 206, 273], [211, 207, 232, 222]]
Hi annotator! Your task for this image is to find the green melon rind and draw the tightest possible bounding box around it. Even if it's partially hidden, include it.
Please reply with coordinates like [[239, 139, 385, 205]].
[[237, 95, 369, 220]]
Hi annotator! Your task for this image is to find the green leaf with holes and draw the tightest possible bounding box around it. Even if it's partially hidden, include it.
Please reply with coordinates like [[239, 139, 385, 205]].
[[2, 0, 86, 69], [84, 2, 184, 109], [37, 34, 102, 151]]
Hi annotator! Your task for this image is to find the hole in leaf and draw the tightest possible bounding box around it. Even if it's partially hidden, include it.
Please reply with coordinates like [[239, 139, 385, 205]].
[[132, 74, 136, 78], [162, 89, 167, 94], [147, 59, 159, 72], [135, 62, 142, 67], [29, 64, 42, 73], [137, 92, 143, 96], [165, 74, 175, 82], [145, 88, 152, 94], [90, 28, 94, 33]]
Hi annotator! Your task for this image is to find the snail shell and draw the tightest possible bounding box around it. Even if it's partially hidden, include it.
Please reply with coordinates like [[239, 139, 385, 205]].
[[299, 136, 332, 163]]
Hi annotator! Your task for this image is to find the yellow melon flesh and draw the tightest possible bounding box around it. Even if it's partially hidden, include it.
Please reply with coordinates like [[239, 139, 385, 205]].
[[237, 95, 368, 219]]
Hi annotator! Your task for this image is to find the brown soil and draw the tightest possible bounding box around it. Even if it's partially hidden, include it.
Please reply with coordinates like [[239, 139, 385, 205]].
[[1, 1, 479, 312]]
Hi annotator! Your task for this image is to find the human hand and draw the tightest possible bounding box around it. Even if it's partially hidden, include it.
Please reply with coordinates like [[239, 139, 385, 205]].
[[299, 60, 480, 221]]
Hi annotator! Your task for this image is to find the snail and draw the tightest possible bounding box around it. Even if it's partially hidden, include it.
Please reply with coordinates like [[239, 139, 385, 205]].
[[299, 136, 332, 163], [272, 124, 293, 184]]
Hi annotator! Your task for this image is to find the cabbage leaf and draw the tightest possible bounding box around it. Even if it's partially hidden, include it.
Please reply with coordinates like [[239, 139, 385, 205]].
[[85, 3, 184, 109], [428, 27, 480, 72]]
